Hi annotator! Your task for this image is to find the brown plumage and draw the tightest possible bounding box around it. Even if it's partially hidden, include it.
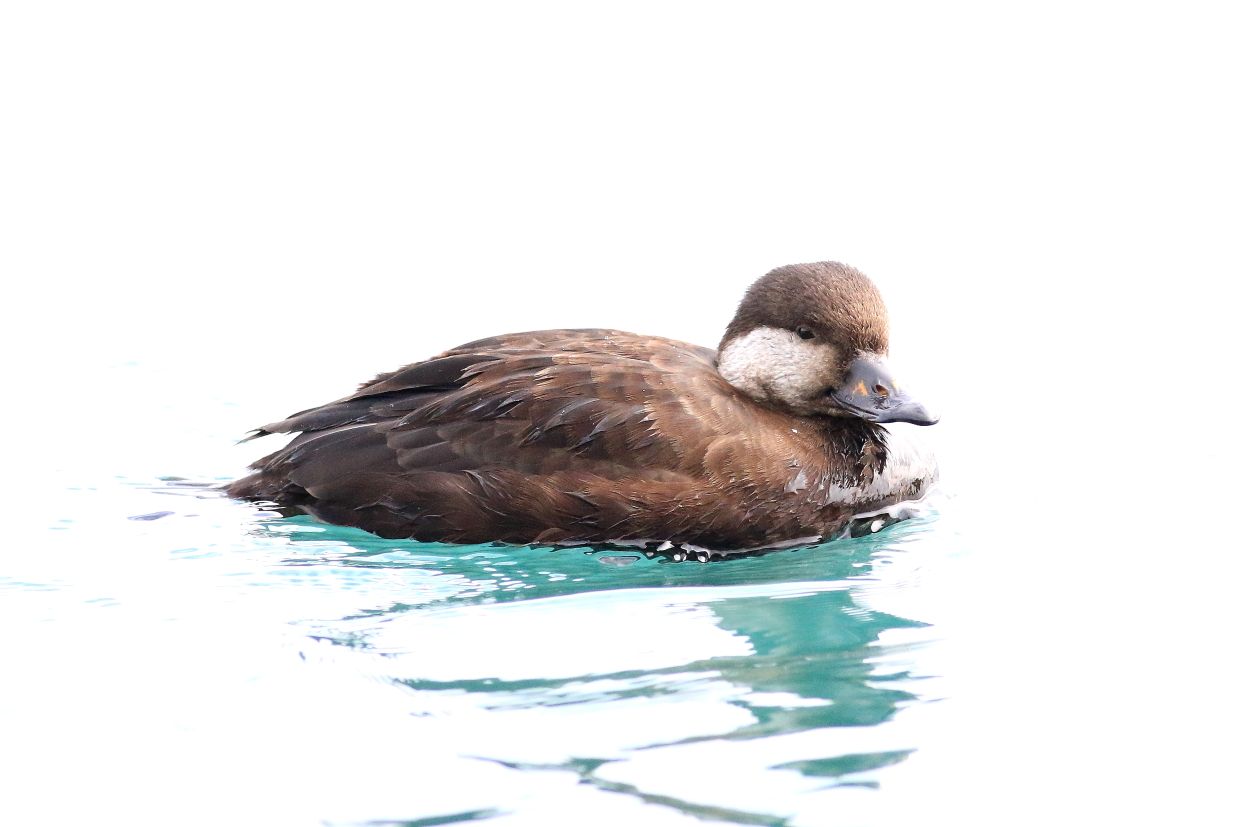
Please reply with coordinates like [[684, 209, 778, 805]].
[[228, 262, 937, 552]]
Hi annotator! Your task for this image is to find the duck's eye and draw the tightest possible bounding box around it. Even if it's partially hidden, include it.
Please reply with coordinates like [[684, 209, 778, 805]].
[[795, 325, 815, 340]]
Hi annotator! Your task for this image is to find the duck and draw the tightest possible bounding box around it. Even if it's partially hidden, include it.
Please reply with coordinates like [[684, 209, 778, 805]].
[[228, 261, 938, 553]]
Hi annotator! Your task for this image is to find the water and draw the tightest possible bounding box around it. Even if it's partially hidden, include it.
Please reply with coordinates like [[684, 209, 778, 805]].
[[5, 462, 950, 825], [3, 354, 1237, 826]]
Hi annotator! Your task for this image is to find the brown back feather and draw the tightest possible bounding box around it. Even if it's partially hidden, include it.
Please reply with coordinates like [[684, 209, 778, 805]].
[[228, 329, 906, 549]]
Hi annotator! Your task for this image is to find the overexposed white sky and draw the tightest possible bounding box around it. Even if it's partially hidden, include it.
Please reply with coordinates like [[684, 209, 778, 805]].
[[5, 1, 1235, 379], [5, 0, 1237, 518]]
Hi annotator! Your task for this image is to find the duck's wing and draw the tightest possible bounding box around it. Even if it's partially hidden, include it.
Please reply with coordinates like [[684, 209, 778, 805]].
[[227, 330, 779, 544]]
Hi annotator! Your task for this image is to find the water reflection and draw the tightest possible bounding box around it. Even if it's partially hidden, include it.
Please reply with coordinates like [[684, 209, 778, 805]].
[[259, 514, 938, 821], [708, 589, 925, 740]]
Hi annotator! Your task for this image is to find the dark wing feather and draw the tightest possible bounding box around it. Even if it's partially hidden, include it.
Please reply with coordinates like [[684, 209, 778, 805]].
[[227, 330, 787, 545]]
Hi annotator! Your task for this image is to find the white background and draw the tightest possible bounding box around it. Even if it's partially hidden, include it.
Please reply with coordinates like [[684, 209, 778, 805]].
[[5, 2, 1237, 500], [3, 2, 1239, 825]]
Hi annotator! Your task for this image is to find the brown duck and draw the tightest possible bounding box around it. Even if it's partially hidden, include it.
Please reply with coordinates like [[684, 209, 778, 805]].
[[229, 262, 938, 552]]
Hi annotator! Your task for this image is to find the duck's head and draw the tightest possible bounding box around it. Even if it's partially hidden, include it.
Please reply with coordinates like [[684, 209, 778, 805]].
[[717, 261, 937, 425]]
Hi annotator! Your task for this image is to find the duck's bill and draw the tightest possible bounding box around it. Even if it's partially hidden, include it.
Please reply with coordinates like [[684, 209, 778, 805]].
[[828, 353, 938, 426]]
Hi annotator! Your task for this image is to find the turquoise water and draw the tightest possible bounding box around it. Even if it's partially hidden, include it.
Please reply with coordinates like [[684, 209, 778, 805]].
[[7, 478, 950, 825], [5, 358, 1235, 826]]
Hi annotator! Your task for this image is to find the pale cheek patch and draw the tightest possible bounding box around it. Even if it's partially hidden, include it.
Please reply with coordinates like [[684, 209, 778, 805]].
[[718, 327, 839, 408]]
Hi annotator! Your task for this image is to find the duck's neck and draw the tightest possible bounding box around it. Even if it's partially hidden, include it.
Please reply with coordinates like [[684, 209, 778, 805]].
[[820, 417, 890, 478]]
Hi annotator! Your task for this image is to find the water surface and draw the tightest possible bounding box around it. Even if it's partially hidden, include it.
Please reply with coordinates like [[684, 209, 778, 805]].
[[3, 356, 967, 825], [5, 357, 1232, 827]]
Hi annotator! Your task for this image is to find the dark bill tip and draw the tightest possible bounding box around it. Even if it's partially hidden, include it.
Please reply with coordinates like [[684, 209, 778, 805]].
[[876, 401, 938, 426]]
